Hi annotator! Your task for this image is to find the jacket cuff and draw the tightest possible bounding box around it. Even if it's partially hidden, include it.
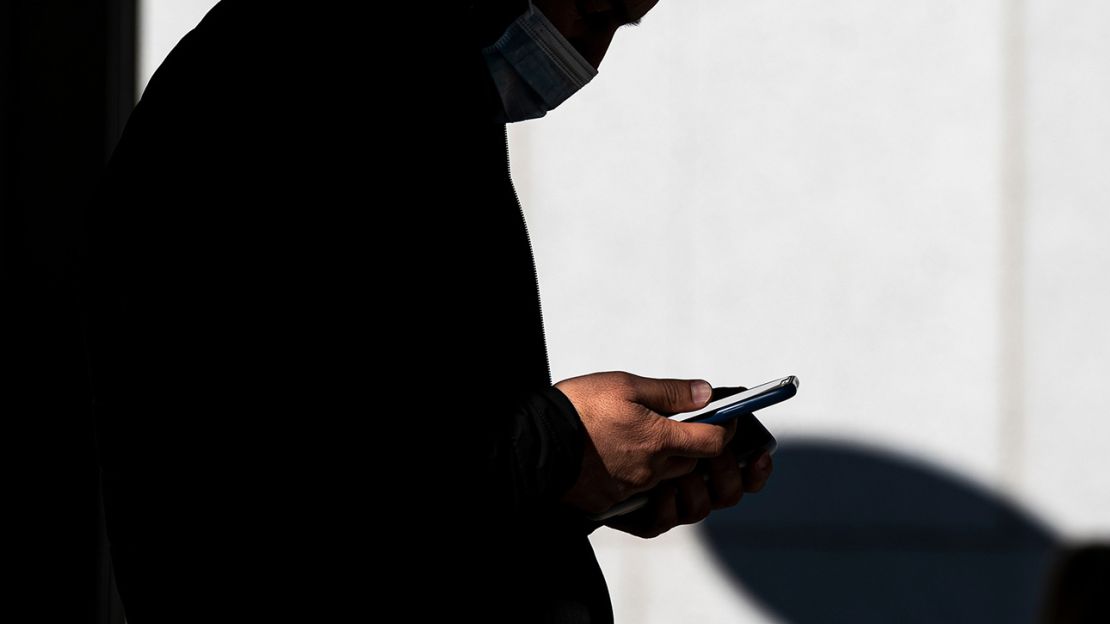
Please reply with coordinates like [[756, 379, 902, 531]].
[[536, 385, 586, 501]]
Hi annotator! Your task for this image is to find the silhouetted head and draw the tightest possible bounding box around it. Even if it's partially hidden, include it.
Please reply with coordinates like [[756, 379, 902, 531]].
[[534, 0, 660, 68]]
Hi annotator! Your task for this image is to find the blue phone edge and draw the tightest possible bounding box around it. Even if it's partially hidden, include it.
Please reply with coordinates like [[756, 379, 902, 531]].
[[686, 381, 797, 425]]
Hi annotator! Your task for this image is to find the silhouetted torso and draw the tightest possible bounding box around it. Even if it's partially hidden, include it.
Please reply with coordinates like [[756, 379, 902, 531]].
[[84, 2, 610, 620]]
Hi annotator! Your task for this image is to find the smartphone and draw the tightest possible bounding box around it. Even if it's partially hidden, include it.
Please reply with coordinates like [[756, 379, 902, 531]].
[[586, 375, 798, 522], [677, 375, 799, 425]]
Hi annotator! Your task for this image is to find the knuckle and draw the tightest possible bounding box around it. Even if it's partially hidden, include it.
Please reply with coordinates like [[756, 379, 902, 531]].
[[707, 433, 727, 456], [720, 485, 744, 507], [647, 419, 673, 453], [694, 437, 721, 458], [662, 421, 687, 450], [663, 381, 682, 407], [612, 371, 636, 393]]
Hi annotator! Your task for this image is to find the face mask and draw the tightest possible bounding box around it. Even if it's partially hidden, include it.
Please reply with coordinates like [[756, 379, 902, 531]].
[[482, 3, 598, 123]]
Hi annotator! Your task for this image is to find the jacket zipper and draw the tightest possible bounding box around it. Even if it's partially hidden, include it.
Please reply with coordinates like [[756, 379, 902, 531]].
[[504, 127, 554, 385]]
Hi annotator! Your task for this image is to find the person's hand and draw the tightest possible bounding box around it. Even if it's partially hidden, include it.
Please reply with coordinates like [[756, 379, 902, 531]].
[[604, 448, 774, 538], [556, 371, 737, 516]]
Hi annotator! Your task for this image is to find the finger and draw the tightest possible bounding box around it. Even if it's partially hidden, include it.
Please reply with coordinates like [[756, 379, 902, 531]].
[[674, 472, 712, 525], [661, 419, 735, 459], [721, 418, 738, 444], [650, 482, 679, 536], [705, 452, 744, 509], [742, 452, 774, 493], [604, 482, 678, 539], [656, 456, 699, 483], [628, 376, 713, 416]]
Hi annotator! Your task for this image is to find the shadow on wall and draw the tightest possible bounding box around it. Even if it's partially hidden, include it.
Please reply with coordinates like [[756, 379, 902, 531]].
[[698, 438, 1062, 623]]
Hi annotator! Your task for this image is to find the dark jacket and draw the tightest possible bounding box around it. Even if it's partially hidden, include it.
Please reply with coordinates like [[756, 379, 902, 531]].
[[84, 1, 611, 621]]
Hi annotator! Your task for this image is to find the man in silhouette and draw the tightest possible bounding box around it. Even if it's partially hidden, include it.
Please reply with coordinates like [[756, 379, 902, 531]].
[[84, 1, 773, 620]]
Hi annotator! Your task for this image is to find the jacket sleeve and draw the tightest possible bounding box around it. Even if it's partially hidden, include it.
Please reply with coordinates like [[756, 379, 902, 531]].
[[489, 386, 587, 513]]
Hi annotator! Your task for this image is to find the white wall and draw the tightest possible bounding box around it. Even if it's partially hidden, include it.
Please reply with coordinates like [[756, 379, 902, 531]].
[[508, 0, 1110, 621], [1023, 0, 1110, 538]]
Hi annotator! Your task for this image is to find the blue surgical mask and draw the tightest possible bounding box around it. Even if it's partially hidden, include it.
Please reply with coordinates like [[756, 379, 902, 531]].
[[482, 3, 598, 123]]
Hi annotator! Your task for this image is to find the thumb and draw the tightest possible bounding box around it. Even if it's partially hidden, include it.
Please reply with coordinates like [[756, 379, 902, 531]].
[[629, 377, 713, 416]]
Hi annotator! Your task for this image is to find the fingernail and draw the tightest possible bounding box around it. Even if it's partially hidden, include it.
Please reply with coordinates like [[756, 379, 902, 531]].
[[691, 381, 712, 406]]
